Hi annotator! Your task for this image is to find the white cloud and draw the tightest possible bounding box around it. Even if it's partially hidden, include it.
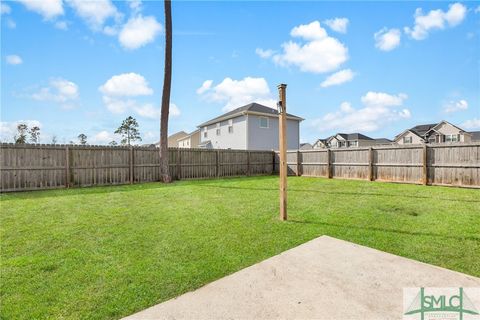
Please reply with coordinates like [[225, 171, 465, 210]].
[[134, 103, 159, 119], [374, 28, 401, 51], [128, 0, 142, 15], [99, 72, 173, 119], [323, 17, 349, 34], [1, 3, 11, 14], [54, 21, 68, 30], [133, 103, 180, 119], [32, 78, 79, 108], [404, 3, 467, 40], [0, 120, 42, 142], [461, 118, 480, 129], [92, 130, 116, 144], [443, 99, 468, 113], [255, 48, 275, 59], [119, 15, 162, 50], [17, 0, 64, 20], [7, 18, 16, 29], [361, 91, 407, 108], [170, 103, 181, 117], [311, 91, 410, 133], [66, 0, 120, 31], [196, 80, 213, 94], [198, 77, 276, 112], [268, 21, 348, 74], [102, 96, 136, 114], [6, 55, 23, 65], [320, 69, 355, 88], [99, 73, 153, 97]]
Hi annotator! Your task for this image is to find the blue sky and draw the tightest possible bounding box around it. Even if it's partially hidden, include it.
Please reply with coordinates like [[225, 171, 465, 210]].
[[1, 0, 479, 145]]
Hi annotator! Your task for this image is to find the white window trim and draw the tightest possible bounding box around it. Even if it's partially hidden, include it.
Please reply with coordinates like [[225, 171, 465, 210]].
[[259, 117, 269, 129], [403, 136, 412, 144]]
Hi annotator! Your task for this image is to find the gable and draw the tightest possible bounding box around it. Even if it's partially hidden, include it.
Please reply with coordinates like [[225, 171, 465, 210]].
[[430, 121, 464, 135], [394, 130, 421, 142]]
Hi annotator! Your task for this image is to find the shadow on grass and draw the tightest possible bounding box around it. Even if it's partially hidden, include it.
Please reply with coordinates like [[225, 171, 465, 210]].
[[188, 184, 480, 203], [1, 175, 478, 204], [287, 219, 480, 242]]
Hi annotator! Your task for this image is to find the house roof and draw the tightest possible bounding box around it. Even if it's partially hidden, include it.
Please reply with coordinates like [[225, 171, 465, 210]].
[[410, 123, 438, 136], [156, 131, 188, 145], [197, 103, 303, 128], [427, 120, 468, 135], [470, 131, 480, 142], [333, 133, 374, 141], [374, 138, 392, 144], [313, 138, 330, 145], [300, 143, 313, 150], [177, 129, 200, 141]]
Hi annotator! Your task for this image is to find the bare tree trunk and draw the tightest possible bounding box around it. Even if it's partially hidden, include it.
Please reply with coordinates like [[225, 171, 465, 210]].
[[160, 0, 172, 183]]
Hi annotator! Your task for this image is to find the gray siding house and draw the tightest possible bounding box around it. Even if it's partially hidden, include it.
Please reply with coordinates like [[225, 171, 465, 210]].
[[197, 103, 303, 150]]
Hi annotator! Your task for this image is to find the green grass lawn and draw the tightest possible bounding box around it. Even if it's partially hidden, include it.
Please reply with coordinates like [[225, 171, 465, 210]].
[[1, 176, 479, 319]]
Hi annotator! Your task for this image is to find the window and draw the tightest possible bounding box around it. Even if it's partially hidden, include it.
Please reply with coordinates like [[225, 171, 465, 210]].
[[203, 127, 208, 138], [216, 123, 221, 136], [259, 117, 268, 128], [403, 136, 412, 144], [228, 119, 233, 133], [349, 141, 358, 147], [445, 134, 459, 143]]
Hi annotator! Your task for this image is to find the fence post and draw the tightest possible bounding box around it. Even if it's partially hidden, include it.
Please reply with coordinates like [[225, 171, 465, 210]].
[[368, 147, 374, 181], [326, 149, 332, 178], [247, 151, 251, 176], [216, 150, 220, 178], [423, 145, 428, 185], [65, 146, 70, 188], [176, 148, 181, 180], [129, 146, 134, 184], [296, 150, 301, 176], [272, 151, 276, 174]]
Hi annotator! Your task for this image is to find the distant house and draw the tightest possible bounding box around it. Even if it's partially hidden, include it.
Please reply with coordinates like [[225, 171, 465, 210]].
[[326, 133, 379, 148], [177, 130, 201, 148], [155, 131, 188, 148], [197, 103, 303, 150], [300, 143, 313, 150], [312, 138, 329, 149], [470, 131, 480, 142], [394, 121, 472, 145]]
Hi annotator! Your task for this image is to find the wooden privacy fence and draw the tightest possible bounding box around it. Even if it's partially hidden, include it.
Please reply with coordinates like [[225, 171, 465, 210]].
[[0, 144, 274, 192], [2, 143, 479, 192], [275, 143, 480, 188]]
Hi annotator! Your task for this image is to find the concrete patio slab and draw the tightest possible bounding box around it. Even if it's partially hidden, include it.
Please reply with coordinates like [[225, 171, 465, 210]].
[[124, 236, 480, 320]]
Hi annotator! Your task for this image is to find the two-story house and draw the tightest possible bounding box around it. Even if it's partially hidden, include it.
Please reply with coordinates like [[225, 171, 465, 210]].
[[394, 121, 473, 145], [197, 103, 303, 150]]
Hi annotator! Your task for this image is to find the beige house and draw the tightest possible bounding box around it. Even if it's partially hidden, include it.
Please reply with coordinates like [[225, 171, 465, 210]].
[[312, 138, 329, 149], [177, 130, 201, 148], [395, 121, 472, 145], [155, 131, 188, 148]]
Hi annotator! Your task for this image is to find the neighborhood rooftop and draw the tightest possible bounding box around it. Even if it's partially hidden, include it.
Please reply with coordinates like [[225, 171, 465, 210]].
[[197, 103, 304, 128]]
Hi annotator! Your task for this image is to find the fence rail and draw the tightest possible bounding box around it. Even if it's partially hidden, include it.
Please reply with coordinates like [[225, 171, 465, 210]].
[[275, 143, 480, 188], [0, 144, 273, 192], [1, 143, 479, 192]]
